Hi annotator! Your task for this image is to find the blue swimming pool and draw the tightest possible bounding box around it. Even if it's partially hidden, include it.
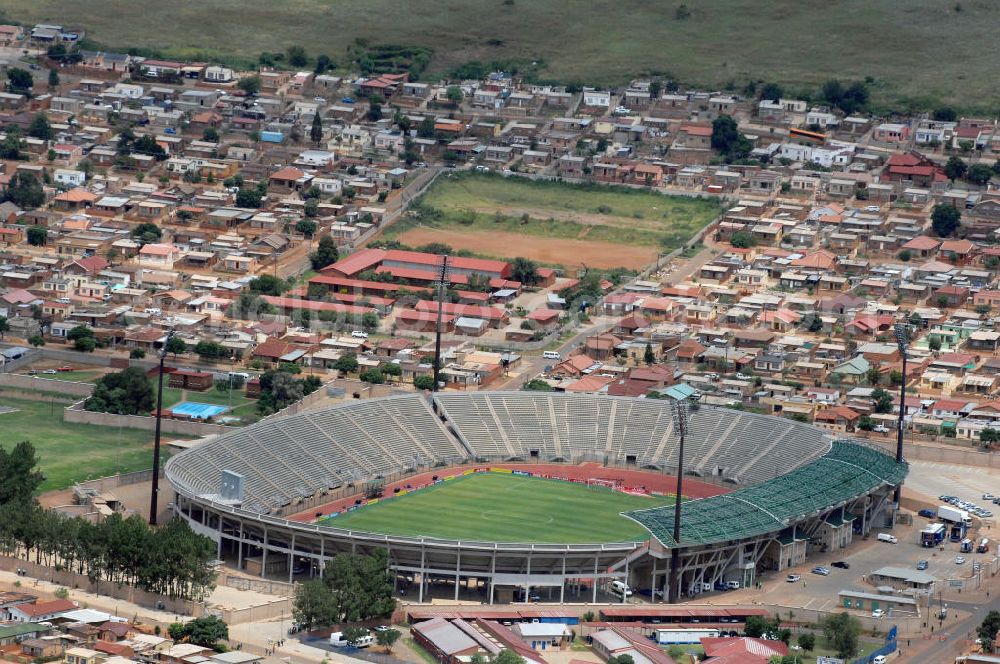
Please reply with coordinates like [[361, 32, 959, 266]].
[[172, 402, 228, 419]]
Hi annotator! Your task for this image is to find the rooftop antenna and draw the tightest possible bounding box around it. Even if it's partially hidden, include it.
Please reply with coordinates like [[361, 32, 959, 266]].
[[432, 255, 450, 391]]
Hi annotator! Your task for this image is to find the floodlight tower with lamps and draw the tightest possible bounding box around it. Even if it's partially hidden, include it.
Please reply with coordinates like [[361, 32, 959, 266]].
[[149, 328, 174, 525], [667, 399, 688, 604], [892, 323, 908, 504]]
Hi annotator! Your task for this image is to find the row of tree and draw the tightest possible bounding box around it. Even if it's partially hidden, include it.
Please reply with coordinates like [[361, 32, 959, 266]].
[[0, 441, 216, 600], [292, 549, 395, 628]]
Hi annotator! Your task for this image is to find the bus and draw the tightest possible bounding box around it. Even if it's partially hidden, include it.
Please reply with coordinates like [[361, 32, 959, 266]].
[[977, 538, 990, 553]]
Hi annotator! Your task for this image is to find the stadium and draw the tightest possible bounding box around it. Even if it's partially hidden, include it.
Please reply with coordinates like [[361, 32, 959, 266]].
[[164, 392, 908, 603]]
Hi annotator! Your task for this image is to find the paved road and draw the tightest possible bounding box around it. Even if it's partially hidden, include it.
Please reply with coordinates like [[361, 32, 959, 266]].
[[492, 317, 616, 390]]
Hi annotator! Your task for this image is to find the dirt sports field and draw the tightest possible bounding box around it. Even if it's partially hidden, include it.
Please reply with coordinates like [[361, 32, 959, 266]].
[[393, 227, 658, 270]]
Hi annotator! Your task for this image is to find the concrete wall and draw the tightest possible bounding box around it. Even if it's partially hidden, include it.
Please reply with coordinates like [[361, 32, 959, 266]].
[[0, 373, 95, 397], [64, 402, 232, 436], [871, 438, 1000, 469], [212, 597, 294, 625]]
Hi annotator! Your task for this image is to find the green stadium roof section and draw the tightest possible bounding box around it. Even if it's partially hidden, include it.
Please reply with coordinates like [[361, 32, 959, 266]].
[[625, 441, 907, 549]]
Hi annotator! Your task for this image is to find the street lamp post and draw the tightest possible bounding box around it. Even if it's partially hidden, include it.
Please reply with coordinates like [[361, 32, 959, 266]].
[[667, 400, 688, 604], [892, 323, 908, 503], [149, 329, 174, 525]]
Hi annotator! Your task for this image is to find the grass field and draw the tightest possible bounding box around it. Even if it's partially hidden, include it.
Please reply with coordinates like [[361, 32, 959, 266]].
[[388, 174, 719, 268], [7, 1, 1000, 109], [323, 472, 673, 543], [0, 396, 174, 491]]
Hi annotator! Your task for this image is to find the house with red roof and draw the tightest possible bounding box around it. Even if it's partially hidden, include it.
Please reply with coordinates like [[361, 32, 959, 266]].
[[700, 636, 789, 664], [814, 405, 861, 432], [10, 599, 76, 623], [883, 152, 947, 186], [267, 166, 309, 192]]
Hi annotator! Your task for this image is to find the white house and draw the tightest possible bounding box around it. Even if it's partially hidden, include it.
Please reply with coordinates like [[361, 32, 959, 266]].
[[54, 169, 86, 187], [311, 177, 343, 196], [204, 66, 235, 83], [583, 89, 611, 108]]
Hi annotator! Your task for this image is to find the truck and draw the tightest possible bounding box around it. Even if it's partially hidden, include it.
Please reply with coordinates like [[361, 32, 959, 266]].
[[921, 523, 946, 547], [938, 505, 972, 525]]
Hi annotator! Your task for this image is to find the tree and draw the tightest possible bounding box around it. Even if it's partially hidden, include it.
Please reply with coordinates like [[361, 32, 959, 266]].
[[165, 336, 188, 356], [796, 633, 814, 653], [314, 54, 332, 74], [968, 163, 994, 186], [286, 46, 308, 67], [510, 257, 540, 285], [249, 274, 286, 297], [310, 235, 339, 270], [858, 415, 875, 431], [28, 335, 45, 347], [304, 198, 319, 218], [929, 335, 942, 351], [897, 248, 912, 262], [310, 110, 323, 145], [981, 428, 1000, 446], [84, 367, 155, 415], [292, 579, 336, 629], [360, 368, 385, 384], [871, 387, 894, 414], [237, 75, 261, 95], [866, 364, 880, 385], [48, 68, 59, 88], [933, 107, 957, 122], [730, 231, 755, 249], [417, 115, 436, 138], [822, 613, 861, 660], [27, 114, 52, 141], [382, 363, 402, 383], [257, 370, 307, 414], [235, 187, 263, 208], [945, 156, 968, 182], [296, 219, 318, 237], [744, 615, 774, 638], [4, 172, 44, 209], [194, 341, 227, 360], [711, 114, 749, 159], [0, 441, 45, 503], [494, 650, 525, 664], [524, 379, 553, 391], [980, 611, 1000, 653], [333, 354, 359, 374], [178, 615, 229, 648], [376, 627, 401, 652], [130, 348, 146, 359], [931, 203, 961, 237], [6, 68, 32, 95], [26, 226, 47, 246], [644, 342, 655, 365], [0, 127, 24, 160], [760, 82, 783, 101], [446, 85, 464, 105], [414, 375, 435, 390], [293, 550, 395, 627], [132, 222, 163, 245]]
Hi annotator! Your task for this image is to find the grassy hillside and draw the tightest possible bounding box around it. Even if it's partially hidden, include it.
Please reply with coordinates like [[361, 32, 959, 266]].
[[6, 0, 999, 109]]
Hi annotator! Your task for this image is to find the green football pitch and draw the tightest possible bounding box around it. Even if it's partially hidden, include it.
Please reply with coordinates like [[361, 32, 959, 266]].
[[322, 473, 673, 543]]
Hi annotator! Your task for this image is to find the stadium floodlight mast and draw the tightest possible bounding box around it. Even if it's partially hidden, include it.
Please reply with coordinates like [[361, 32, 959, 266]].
[[432, 255, 450, 392], [892, 323, 908, 503], [667, 399, 687, 604], [149, 327, 174, 526]]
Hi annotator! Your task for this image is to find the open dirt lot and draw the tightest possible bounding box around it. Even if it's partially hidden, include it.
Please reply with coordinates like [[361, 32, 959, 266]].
[[393, 226, 658, 270]]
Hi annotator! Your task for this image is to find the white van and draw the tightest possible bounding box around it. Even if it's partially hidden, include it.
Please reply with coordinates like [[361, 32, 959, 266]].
[[329, 632, 347, 647], [725, 580, 741, 590], [872, 656, 887, 664], [543, 351, 562, 360], [877, 533, 898, 544], [609, 580, 632, 597]]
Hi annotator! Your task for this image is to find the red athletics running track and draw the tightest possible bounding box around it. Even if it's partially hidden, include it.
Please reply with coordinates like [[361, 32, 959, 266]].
[[287, 462, 730, 523]]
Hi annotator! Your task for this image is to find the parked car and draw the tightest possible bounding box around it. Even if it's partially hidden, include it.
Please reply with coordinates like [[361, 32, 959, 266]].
[[872, 609, 885, 619], [56, 366, 75, 372], [831, 561, 850, 569], [985, 493, 994, 501], [351, 330, 369, 338], [42, 369, 57, 374], [956, 556, 967, 564], [917, 508, 937, 518], [811, 566, 830, 576], [786, 574, 801, 583], [917, 560, 929, 570]]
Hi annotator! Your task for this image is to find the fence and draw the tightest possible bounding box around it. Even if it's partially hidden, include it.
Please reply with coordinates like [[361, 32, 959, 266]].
[[76, 468, 161, 493], [0, 373, 95, 397], [64, 400, 233, 436], [0, 554, 203, 617], [868, 438, 1000, 469]]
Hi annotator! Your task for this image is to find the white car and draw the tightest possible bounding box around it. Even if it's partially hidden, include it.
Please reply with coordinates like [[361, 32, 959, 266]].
[[351, 330, 369, 339], [865, 205, 881, 213], [871, 609, 885, 619], [956, 556, 967, 564], [786, 574, 801, 583]]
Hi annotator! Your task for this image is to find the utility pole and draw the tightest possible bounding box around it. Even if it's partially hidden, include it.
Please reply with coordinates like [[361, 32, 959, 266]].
[[149, 328, 174, 525], [668, 400, 687, 603], [893, 323, 908, 504], [432, 255, 449, 391]]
